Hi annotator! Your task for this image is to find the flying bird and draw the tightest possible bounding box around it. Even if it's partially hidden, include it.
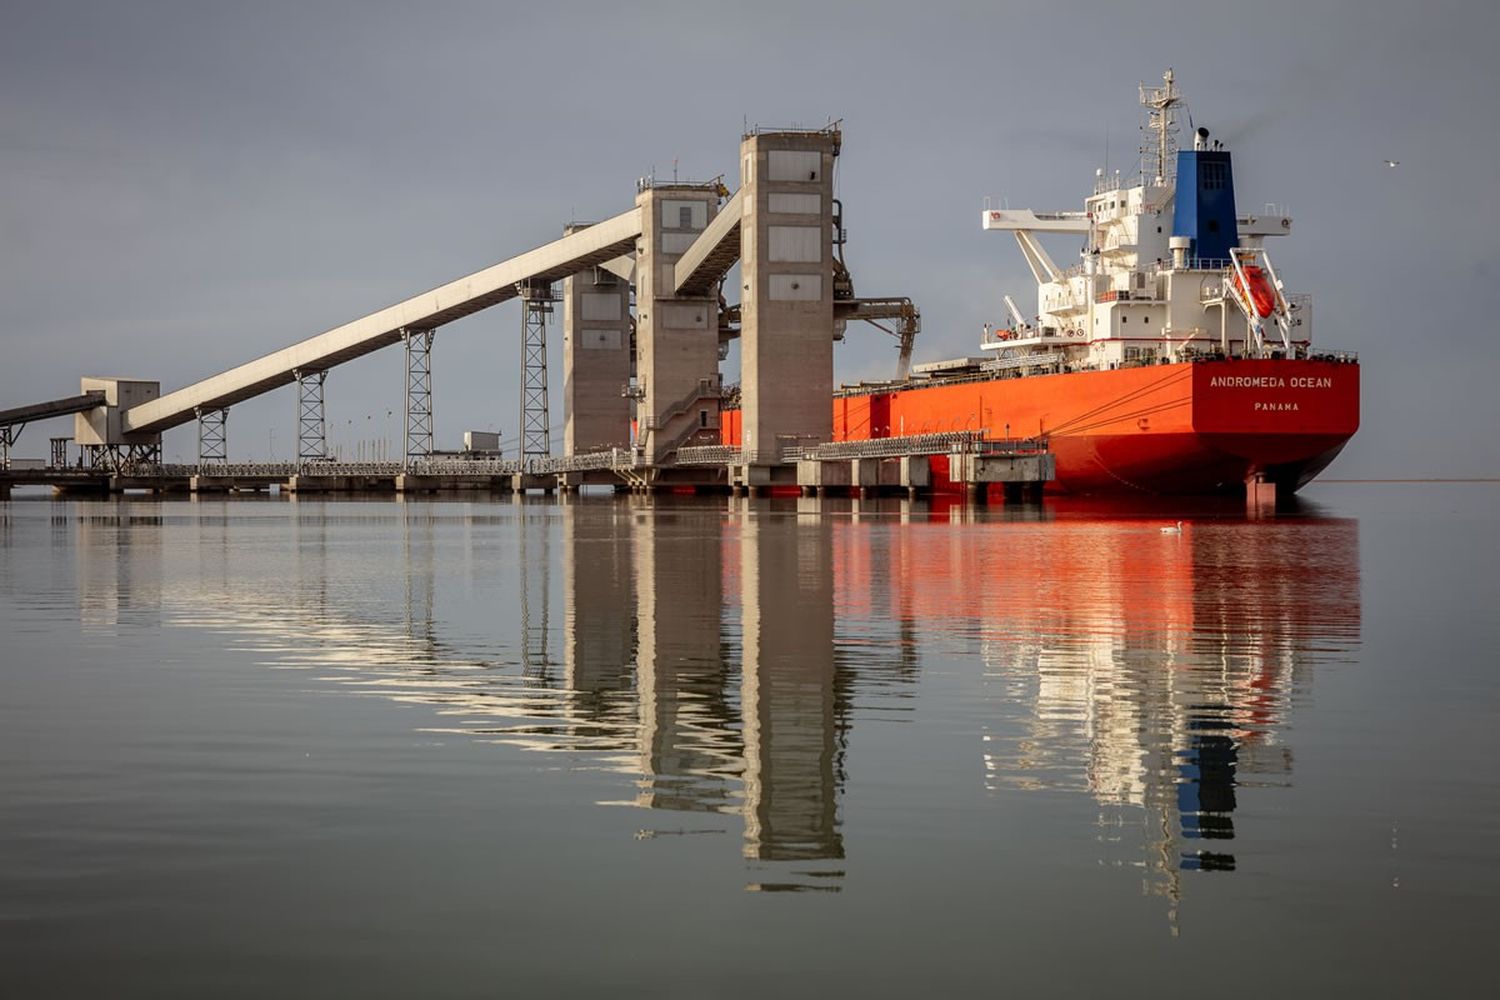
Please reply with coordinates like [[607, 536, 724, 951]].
[[1384, 159, 1400, 167]]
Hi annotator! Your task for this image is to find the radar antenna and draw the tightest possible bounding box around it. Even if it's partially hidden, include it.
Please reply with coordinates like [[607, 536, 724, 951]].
[[1139, 68, 1185, 186]]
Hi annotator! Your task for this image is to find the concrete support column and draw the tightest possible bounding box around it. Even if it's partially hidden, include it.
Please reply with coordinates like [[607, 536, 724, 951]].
[[738, 128, 838, 467], [562, 228, 633, 457]]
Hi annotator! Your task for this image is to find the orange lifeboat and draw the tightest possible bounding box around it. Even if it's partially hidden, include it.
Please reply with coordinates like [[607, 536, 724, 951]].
[[1234, 265, 1277, 318]]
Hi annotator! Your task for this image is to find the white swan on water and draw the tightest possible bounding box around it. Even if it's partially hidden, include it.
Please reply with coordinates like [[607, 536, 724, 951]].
[[1161, 521, 1183, 534]]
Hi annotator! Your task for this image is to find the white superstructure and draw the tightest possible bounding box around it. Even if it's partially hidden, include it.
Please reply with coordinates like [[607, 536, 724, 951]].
[[979, 70, 1310, 374]]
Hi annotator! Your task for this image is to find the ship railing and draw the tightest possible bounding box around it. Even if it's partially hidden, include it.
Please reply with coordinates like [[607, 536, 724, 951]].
[[1056, 256, 1252, 285], [1095, 288, 1161, 304], [982, 328, 1087, 348], [980, 350, 1068, 373]]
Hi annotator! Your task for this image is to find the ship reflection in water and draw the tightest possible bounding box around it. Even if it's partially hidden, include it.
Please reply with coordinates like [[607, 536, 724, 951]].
[[974, 499, 1360, 924], [134, 495, 1358, 899]]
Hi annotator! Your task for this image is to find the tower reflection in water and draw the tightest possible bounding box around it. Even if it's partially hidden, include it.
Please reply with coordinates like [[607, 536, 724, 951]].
[[136, 496, 1358, 899], [568, 500, 847, 889]]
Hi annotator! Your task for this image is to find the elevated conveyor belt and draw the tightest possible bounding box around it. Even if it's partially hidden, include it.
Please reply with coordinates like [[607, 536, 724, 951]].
[[673, 189, 743, 296], [0, 391, 106, 428], [122, 208, 643, 435]]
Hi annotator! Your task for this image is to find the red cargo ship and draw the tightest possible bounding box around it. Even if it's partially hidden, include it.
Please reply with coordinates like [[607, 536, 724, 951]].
[[727, 70, 1360, 496]]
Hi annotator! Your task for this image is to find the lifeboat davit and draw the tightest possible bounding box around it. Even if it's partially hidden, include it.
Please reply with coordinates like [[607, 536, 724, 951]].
[[1235, 265, 1277, 318]]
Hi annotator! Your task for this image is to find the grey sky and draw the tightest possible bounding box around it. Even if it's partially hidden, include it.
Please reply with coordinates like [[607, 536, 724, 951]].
[[3, 0, 1496, 476]]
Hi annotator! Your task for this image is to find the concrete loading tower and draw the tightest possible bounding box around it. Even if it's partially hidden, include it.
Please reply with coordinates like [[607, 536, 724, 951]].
[[634, 182, 724, 464], [561, 224, 633, 455], [737, 128, 838, 477]]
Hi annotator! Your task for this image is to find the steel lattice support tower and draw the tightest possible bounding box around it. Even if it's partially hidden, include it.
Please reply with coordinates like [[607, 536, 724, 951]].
[[403, 329, 435, 467], [295, 370, 327, 464], [517, 279, 556, 459], [196, 407, 227, 465], [0, 427, 14, 470], [49, 437, 69, 468]]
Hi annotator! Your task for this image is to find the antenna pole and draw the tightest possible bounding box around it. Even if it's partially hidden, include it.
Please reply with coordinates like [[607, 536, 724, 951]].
[[1139, 67, 1183, 186]]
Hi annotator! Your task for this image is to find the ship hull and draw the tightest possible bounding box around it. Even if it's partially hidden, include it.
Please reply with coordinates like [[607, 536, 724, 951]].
[[723, 358, 1359, 495]]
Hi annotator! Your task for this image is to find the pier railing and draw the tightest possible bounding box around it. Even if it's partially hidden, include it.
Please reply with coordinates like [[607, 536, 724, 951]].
[[675, 445, 742, 466], [675, 433, 1050, 466]]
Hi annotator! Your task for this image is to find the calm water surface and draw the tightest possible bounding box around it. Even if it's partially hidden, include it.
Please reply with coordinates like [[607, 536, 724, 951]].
[[2, 485, 1497, 996]]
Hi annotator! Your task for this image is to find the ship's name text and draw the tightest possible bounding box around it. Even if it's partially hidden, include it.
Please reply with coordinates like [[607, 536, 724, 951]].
[[1209, 376, 1333, 389]]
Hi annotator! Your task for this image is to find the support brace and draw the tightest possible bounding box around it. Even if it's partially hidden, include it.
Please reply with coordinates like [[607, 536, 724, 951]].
[[0, 426, 16, 470], [196, 407, 228, 465], [295, 370, 327, 465], [518, 280, 555, 459], [403, 329, 435, 467]]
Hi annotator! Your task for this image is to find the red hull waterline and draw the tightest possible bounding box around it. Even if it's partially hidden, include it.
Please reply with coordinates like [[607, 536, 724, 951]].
[[725, 358, 1360, 496]]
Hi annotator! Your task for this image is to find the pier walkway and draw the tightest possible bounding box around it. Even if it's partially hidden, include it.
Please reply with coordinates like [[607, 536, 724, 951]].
[[1, 433, 1053, 500]]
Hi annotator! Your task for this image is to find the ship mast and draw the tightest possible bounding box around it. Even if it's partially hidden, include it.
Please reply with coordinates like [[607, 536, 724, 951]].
[[1139, 68, 1183, 186]]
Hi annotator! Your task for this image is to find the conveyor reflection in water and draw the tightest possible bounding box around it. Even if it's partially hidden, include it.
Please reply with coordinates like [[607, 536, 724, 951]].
[[93, 497, 1359, 900]]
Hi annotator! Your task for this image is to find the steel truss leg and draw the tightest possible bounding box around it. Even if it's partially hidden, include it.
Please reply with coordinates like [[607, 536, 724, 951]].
[[49, 437, 70, 469], [126, 443, 161, 471], [403, 329, 435, 467], [0, 426, 15, 470], [79, 443, 160, 475], [196, 407, 228, 465], [295, 370, 327, 465], [517, 503, 550, 677], [517, 280, 554, 460]]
